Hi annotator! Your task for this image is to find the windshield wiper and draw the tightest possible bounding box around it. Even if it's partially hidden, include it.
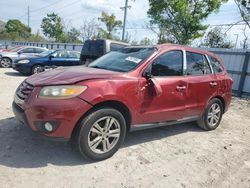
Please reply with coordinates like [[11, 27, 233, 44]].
[[90, 65, 125, 72]]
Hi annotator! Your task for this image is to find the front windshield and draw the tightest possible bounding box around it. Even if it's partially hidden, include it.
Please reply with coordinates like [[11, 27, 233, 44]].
[[88, 47, 157, 72], [38, 50, 54, 57]]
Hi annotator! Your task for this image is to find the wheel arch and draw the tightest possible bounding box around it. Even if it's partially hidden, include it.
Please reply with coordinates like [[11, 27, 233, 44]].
[[71, 100, 132, 139], [211, 95, 225, 113]]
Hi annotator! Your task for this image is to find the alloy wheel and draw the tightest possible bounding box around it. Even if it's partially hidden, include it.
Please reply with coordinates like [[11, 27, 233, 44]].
[[1, 58, 11, 68], [207, 103, 221, 127], [87, 116, 121, 154]]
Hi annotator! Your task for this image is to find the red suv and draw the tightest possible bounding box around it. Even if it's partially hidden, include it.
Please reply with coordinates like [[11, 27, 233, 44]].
[[12, 44, 233, 161]]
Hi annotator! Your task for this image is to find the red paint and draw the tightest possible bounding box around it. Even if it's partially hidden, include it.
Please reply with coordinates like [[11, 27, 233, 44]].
[[14, 44, 233, 139]]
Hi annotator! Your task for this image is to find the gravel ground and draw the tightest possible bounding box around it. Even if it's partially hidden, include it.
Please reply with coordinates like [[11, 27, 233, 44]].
[[0, 68, 250, 188]]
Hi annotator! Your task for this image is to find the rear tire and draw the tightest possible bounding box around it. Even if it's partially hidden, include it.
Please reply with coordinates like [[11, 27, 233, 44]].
[[0, 57, 12, 68], [75, 108, 127, 161], [197, 98, 223, 131]]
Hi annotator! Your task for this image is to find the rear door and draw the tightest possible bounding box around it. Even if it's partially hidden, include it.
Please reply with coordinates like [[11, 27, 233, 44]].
[[50, 50, 68, 66], [184, 51, 218, 117], [138, 50, 187, 123], [65, 51, 81, 66]]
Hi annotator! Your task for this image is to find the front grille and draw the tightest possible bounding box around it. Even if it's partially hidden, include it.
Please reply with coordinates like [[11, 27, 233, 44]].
[[16, 81, 34, 101]]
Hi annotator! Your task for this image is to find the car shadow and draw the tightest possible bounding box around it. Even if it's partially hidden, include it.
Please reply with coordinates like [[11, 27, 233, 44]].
[[0, 117, 202, 168], [4, 71, 26, 77]]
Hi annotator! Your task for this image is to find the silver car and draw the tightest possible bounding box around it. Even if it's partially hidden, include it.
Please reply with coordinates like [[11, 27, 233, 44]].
[[0, 46, 48, 68]]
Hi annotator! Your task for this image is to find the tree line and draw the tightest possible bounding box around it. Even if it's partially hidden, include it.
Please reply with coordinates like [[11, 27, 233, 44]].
[[1, 0, 250, 48]]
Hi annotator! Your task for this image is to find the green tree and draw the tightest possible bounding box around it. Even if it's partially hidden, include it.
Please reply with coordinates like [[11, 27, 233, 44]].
[[98, 12, 122, 39], [41, 13, 64, 42], [0, 20, 6, 32], [148, 0, 228, 45], [140, 37, 154, 45], [235, 0, 250, 28], [5, 19, 31, 39], [200, 27, 233, 48], [61, 27, 81, 43]]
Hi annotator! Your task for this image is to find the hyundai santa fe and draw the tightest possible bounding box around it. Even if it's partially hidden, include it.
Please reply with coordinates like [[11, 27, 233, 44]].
[[12, 44, 233, 161]]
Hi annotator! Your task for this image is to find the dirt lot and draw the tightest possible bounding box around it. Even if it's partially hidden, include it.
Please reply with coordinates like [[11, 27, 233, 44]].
[[0, 68, 250, 188]]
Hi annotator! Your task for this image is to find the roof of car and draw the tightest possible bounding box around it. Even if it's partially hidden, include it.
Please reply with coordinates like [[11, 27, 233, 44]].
[[127, 43, 217, 57], [21, 46, 47, 49]]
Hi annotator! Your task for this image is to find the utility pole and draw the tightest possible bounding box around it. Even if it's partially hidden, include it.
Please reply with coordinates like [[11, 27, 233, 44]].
[[234, 34, 239, 48], [121, 0, 132, 41], [27, 6, 30, 28]]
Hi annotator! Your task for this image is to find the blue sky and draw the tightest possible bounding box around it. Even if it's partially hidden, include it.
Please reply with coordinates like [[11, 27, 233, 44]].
[[0, 0, 248, 47]]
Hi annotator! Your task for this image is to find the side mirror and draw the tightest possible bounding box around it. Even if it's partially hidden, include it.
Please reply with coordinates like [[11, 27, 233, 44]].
[[143, 71, 162, 96], [142, 71, 152, 79], [148, 77, 163, 96], [17, 51, 22, 55], [49, 55, 54, 60]]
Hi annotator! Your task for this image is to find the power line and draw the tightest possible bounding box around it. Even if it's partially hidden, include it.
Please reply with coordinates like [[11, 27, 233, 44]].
[[30, 0, 62, 12]]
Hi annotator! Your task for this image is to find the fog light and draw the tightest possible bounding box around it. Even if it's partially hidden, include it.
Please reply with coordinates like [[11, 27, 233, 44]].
[[34, 121, 59, 133], [44, 122, 53, 132]]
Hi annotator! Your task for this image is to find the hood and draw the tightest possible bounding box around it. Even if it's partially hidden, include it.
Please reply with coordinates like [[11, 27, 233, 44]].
[[16, 56, 44, 62], [26, 66, 122, 86]]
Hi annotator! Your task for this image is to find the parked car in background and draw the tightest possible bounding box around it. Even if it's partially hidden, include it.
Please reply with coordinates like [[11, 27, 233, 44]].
[[13, 49, 81, 75], [12, 43, 233, 161], [80, 39, 129, 65], [0, 46, 48, 68], [0, 45, 24, 53]]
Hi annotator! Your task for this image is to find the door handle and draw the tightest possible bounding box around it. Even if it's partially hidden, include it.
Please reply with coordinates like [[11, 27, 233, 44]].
[[176, 85, 186, 91], [209, 82, 218, 87]]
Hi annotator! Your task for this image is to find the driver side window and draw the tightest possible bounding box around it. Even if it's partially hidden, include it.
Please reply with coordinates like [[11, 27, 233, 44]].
[[148, 50, 183, 76]]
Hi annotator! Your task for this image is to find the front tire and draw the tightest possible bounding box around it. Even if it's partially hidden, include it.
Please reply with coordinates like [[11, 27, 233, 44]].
[[197, 98, 223, 131], [76, 108, 127, 161], [31, 65, 44, 74], [0, 57, 12, 68]]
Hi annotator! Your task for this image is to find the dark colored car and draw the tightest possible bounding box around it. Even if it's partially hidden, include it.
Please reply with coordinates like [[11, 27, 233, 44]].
[[13, 50, 81, 75], [80, 39, 129, 65], [12, 44, 233, 161]]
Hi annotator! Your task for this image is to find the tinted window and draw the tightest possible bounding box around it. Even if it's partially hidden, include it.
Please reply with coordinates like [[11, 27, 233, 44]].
[[150, 51, 183, 76], [20, 48, 34, 53], [110, 43, 126, 51], [186, 52, 211, 75], [208, 56, 224, 73], [81, 40, 104, 57]]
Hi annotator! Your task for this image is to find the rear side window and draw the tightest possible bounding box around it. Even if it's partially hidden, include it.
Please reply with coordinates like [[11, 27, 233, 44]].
[[81, 40, 104, 57], [68, 51, 80, 58], [20, 48, 35, 53], [186, 52, 212, 75], [150, 50, 183, 76], [35, 48, 46, 53], [208, 56, 224, 73]]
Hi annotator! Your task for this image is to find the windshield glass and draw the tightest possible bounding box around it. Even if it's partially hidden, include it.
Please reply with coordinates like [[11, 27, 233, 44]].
[[88, 47, 157, 72], [38, 50, 54, 57]]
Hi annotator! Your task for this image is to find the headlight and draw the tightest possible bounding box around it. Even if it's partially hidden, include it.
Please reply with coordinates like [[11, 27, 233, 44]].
[[18, 59, 30, 64], [39, 85, 87, 99]]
